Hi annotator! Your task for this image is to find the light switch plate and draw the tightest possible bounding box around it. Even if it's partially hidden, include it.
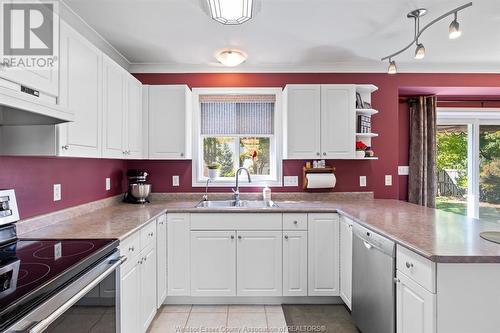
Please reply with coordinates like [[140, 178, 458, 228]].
[[398, 166, 409, 176], [105, 178, 111, 191], [284, 176, 299, 187], [53, 184, 61, 201], [385, 175, 393, 186], [359, 176, 367, 187], [172, 175, 180, 187]]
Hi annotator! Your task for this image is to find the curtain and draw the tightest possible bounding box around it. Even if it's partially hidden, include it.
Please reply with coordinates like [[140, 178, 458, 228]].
[[408, 96, 437, 208]]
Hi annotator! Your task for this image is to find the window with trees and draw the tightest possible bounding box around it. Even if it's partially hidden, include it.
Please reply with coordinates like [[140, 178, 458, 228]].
[[437, 109, 500, 223], [192, 88, 283, 186]]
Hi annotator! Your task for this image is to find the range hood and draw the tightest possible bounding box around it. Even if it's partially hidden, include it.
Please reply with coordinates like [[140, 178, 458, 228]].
[[0, 84, 73, 126]]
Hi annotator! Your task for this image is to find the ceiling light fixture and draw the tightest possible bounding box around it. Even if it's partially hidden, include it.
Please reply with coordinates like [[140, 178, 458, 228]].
[[216, 50, 247, 66], [387, 60, 397, 74], [449, 12, 462, 39], [381, 2, 472, 73], [208, 0, 253, 25]]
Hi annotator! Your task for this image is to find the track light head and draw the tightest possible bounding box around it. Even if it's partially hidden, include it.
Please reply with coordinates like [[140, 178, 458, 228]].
[[414, 43, 426, 59], [449, 13, 462, 39], [388, 60, 397, 74]]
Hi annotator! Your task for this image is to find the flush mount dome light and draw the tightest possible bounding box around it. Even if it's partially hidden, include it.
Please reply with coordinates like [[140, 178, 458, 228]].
[[216, 50, 247, 66], [208, 0, 253, 25]]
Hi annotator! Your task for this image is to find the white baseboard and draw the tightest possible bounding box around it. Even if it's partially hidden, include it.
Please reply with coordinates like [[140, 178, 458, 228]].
[[164, 296, 343, 305]]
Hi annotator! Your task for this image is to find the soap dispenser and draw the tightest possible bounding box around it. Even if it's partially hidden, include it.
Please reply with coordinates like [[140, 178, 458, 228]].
[[263, 185, 271, 202]]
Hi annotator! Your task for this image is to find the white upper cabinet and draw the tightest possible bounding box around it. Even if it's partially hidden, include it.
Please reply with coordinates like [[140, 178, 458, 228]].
[[102, 55, 127, 158], [125, 75, 143, 159], [284, 84, 356, 159], [320, 85, 356, 159], [147, 85, 192, 159], [57, 22, 102, 157], [283, 85, 321, 159]]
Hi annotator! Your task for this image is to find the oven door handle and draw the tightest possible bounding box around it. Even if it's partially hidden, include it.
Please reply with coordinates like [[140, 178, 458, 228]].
[[28, 255, 127, 333]]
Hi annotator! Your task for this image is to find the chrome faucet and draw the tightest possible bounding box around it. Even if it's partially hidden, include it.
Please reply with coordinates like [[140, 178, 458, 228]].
[[202, 178, 212, 201], [233, 167, 251, 203]]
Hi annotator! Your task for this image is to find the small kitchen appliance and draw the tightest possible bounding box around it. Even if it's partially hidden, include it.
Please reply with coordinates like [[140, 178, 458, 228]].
[[124, 170, 152, 204]]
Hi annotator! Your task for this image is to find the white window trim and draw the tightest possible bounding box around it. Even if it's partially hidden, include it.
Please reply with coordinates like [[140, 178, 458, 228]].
[[191, 87, 283, 187], [437, 107, 500, 219]]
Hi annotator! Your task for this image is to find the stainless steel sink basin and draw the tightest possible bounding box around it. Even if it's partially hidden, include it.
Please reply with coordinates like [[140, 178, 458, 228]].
[[195, 200, 278, 209]]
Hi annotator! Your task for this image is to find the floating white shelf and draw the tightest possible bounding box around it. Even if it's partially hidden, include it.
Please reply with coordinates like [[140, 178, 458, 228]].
[[356, 133, 379, 138], [355, 84, 378, 94], [356, 108, 379, 116]]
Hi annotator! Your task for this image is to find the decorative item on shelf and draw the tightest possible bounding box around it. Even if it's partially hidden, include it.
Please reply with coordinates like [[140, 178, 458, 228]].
[[365, 147, 375, 157], [363, 101, 372, 109], [357, 115, 371, 133], [355, 92, 364, 109], [207, 163, 220, 180], [303, 165, 336, 190], [356, 141, 368, 159]]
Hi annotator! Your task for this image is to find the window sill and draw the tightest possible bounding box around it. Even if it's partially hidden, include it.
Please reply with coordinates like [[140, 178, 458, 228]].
[[192, 179, 283, 187]]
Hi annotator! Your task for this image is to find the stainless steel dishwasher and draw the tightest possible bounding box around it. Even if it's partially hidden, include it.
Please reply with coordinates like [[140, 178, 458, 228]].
[[352, 223, 396, 333]]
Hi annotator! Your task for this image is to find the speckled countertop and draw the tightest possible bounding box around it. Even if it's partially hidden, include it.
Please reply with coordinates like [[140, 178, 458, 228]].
[[18, 195, 500, 263]]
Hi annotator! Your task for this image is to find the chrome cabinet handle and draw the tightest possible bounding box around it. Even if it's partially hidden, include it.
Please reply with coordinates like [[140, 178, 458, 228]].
[[128, 246, 134, 252], [62, 145, 69, 150], [293, 220, 298, 225], [394, 277, 400, 283], [316, 152, 320, 156], [323, 152, 327, 156], [238, 235, 242, 239], [406, 262, 414, 269], [180, 152, 184, 157], [284, 235, 289, 240], [230, 235, 235, 239]]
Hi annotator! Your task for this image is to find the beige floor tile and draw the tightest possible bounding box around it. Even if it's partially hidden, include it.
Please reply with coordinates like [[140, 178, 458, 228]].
[[148, 312, 190, 333], [162, 305, 193, 313], [264, 305, 283, 313], [266, 311, 288, 333], [191, 305, 228, 313], [229, 305, 265, 313], [185, 312, 227, 330], [227, 312, 268, 331]]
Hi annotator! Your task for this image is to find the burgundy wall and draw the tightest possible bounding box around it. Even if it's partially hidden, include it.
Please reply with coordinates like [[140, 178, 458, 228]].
[[0, 157, 126, 219]]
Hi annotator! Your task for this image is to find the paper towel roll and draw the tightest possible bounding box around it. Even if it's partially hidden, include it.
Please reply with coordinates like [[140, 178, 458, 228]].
[[306, 173, 336, 189]]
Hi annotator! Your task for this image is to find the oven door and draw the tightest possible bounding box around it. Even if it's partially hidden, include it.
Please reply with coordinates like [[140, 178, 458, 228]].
[[6, 250, 125, 333]]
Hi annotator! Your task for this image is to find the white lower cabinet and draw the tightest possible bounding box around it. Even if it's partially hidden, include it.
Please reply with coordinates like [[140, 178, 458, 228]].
[[139, 245, 157, 332], [190, 231, 236, 296], [120, 263, 140, 333], [283, 230, 308, 296], [339, 216, 353, 309], [396, 271, 436, 333], [308, 213, 340, 296], [237, 231, 283, 297], [156, 214, 167, 307], [167, 213, 191, 296]]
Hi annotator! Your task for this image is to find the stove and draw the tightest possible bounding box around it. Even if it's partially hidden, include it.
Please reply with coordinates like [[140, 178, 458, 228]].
[[0, 189, 123, 333]]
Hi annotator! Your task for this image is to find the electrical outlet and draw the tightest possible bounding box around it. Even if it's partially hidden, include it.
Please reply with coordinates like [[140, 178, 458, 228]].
[[284, 176, 299, 187], [106, 178, 111, 191], [385, 175, 393, 186], [172, 175, 180, 187], [398, 166, 409, 175], [359, 176, 367, 187], [53, 184, 61, 201]]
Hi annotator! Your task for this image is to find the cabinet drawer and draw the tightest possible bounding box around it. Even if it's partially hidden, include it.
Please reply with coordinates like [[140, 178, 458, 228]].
[[120, 232, 140, 273], [141, 220, 157, 250], [283, 213, 308, 230], [397, 245, 436, 293], [190, 213, 282, 230]]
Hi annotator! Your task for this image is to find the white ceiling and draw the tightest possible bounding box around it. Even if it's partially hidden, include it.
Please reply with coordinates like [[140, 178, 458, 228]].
[[63, 0, 500, 73]]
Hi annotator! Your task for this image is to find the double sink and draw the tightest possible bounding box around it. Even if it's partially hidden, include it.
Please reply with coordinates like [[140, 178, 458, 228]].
[[195, 200, 279, 209]]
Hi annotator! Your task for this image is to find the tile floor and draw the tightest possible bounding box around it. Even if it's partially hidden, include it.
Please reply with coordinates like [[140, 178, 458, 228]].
[[148, 305, 288, 333]]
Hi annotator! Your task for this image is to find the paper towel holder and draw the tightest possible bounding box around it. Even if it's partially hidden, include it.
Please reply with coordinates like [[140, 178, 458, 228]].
[[303, 166, 336, 190]]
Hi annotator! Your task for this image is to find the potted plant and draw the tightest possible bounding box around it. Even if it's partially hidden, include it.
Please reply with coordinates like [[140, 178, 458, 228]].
[[356, 141, 367, 159], [207, 163, 220, 180]]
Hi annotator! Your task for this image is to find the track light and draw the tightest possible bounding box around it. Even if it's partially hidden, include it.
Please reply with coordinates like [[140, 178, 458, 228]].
[[414, 43, 425, 59], [388, 60, 397, 74], [449, 12, 462, 39]]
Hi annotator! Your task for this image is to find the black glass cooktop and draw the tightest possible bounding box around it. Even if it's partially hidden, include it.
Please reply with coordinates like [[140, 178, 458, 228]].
[[0, 238, 118, 329]]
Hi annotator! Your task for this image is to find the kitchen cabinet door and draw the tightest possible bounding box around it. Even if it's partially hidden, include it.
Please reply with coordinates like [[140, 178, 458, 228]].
[[102, 55, 127, 158], [283, 230, 308, 296], [339, 216, 353, 309], [139, 246, 157, 333], [283, 85, 321, 159], [120, 263, 140, 333], [320, 85, 356, 159], [167, 213, 190, 296], [156, 215, 167, 308], [57, 22, 102, 158], [237, 231, 282, 296], [125, 75, 143, 159], [148, 85, 192, 159], [190, 231, 236, 296], [308, 213, 340, 296], [396, 271, 436, 333]]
